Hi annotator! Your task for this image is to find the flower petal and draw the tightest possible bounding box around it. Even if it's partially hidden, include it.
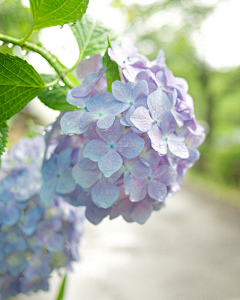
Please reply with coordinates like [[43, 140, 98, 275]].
[[97, 114, 115, 130], [115, 133, 144, 159], [97, 117, 125, 145], [130, 179, 148, 202], [148, 180, 167, 201], [39, 178, 58, 203], [153, 165, 177, 186], [98, 149, 123, 177], [1, 206, 20, 226], [72, 164, 102, 188], [168, 133, 190, 159], [91, 179, 119, 209], [130, 106, 153, 132], [130, 160, 151, 178], [61, 111, 86, 134], [46, 233, 63, 253], [57, 148, 72, 173], [56, 168, 76, 194], [66, 89, 90, 108], [132, 80, 149, 100], [83, 140, 108, 162], [147, 89, 170, 121], [130, 201, 153, 224], [79, 112, 99, 129], [112, 81, 133, 103]]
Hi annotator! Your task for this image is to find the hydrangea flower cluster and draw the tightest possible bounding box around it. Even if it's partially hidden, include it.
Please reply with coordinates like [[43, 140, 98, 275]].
[[0, 136, 84, 300], [42, 42, 205, 225]]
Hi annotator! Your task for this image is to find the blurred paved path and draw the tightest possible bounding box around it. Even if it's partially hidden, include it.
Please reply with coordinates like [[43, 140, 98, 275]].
[[18, 187, 240, 300]]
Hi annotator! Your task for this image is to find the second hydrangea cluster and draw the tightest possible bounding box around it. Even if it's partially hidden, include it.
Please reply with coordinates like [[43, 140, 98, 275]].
[[40, 43, 205, 225], [0, 136, 84, 300]]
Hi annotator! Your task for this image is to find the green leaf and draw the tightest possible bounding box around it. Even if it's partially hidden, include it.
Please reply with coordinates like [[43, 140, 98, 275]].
[[102, 37, 121, 93], [71, 15, 118, 61], [55, 275, 67, 300], [0, 121, 8, 161], [0, 52, 45, 123], [29, 0, 89, 30], [39, 75, 77, 111]]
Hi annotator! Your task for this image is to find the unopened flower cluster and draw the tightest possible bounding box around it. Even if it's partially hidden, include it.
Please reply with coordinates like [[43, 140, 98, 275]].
[[0, 136, 84, 300], [40, 42, 205, 225]]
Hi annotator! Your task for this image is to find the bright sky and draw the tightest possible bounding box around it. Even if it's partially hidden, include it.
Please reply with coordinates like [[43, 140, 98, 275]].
[[21, 0, 240, 72]]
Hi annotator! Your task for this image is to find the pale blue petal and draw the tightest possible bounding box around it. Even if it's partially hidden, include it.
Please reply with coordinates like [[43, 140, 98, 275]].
[[79, 112, 99, 129], [130, 106, 152, 132], [171, 109, 184, 127], [87, 97, 106, 112], [41, 156, 58, 180], [60, 111, 86, 134], [130, 201, 153, 224], [66, 89, 90, 107], [72, 67, 107, 97], [130, 180, 148, 202], [83, 140, 108, 162], [79, 157, 98, 170], [97, 117, 125, 145], [148, 124, 164, 148], [160, 113, 176, 136], [2, 206, 20, 226], [148, 180, 167, 201], [108, 165, 125, 183], [56, 168, 76, 194], [95, 91, 115, 102], [153, 165, 177, 186], [104, 100, 122, 114], [139, 156, 150, 167], [72, 164, 102, 188], [39, 178, 58, 203], [57, 148, 72, 173], [140, 149, 160, 165], [115, 133, 144, 159], [168, 133, 189, 159], [91, 179, 119, 209], [130, 160, 151, 178], [98, 149, 123, 177], [132, 80, 149, 100], [46, 233, 63, 253], [147, 89, 170, 122], [112, 81, 133, 103], [97, 114, 115, 130], [123, 172, 134, 195]]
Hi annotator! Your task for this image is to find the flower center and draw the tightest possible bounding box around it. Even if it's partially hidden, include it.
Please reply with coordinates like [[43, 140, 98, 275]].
[[153, 120, 157, 124], [110, 144, 114, 149], [129, 101, 133, 106], [147, 176, 151, 180]]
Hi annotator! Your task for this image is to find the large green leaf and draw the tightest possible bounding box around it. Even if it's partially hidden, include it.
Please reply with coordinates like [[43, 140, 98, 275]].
[[39, 75, 77, 111], [102, 38, 121, 93], [0, 121, 8, 159], [71, 15, 118, 61], [29, 0, 89, 30], [0, 53, 45, 122]]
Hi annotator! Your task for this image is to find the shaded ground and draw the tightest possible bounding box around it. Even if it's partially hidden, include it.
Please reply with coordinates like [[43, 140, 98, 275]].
[[17, 186, 240, 300]]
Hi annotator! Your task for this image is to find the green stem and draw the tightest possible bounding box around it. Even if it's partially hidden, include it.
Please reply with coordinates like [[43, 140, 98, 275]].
[[0, 33, 75, 89], [45, 77, 60, 88], [19, 27, 34, 45], [66, 53, 82, 74]]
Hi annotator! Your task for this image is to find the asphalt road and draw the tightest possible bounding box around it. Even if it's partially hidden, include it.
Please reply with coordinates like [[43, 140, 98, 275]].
[[17, 187, 240, 300]]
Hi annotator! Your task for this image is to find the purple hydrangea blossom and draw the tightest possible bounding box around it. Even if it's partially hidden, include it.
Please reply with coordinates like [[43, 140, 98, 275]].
[[53, 42, 206, 225]]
